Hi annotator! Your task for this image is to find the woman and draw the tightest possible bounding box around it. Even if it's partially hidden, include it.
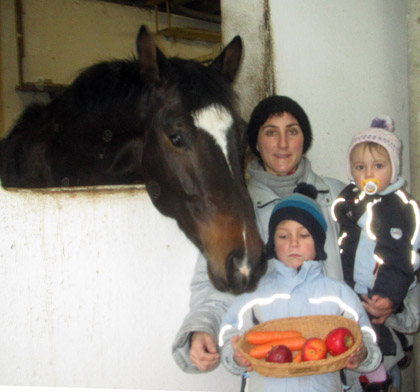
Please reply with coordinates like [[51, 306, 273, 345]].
[[171, 96, 419, 390], [245, 96, 344, 281]]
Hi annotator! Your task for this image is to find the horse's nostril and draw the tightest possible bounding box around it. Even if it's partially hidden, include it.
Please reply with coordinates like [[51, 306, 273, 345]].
[[238, 264, 250, 278], [225, 248, 267, 294], [226, 250, 250, 293]]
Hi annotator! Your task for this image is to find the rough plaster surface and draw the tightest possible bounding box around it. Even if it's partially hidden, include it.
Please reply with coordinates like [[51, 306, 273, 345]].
[[221, 0, 273, 120], [408, 0, 420, 200], [407, 1, 420, 390]]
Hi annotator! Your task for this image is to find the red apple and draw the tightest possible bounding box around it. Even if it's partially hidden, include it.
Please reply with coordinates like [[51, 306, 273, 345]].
[[302, 337, 327, 361], [325, 327, 355, 356], [265, 345, 293, 363]]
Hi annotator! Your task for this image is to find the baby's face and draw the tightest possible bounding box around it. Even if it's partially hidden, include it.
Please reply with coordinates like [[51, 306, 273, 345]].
[[350, 143, 392, 193], [274, 220, 316, 269]]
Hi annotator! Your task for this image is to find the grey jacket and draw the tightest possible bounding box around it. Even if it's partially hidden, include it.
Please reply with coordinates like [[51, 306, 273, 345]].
[[246, 158, 345, 281]]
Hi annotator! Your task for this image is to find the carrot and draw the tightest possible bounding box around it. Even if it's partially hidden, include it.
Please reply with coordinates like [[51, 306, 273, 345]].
[[248, 336, 306, 359], [293, 351, 302, 362], [246, 330, 302, 345]]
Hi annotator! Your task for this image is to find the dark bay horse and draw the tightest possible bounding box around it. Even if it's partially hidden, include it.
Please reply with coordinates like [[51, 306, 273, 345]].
[[0, 25, 266, 293]]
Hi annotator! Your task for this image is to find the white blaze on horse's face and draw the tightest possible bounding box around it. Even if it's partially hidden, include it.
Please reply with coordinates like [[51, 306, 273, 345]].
[[192, 104, 234, 172], [238, 229, 250, 278]]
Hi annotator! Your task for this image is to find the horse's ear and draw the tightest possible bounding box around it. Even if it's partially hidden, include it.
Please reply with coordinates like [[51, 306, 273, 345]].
[[210, 35, 242, 84], [136, 25, 167, 84]]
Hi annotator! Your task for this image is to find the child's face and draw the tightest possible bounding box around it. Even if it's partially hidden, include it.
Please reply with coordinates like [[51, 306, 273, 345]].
[[350, 143, 392, 193], [274, 220, 316, 269]]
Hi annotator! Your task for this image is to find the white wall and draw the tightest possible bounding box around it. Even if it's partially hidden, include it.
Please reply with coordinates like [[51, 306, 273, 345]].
[[270, 0, 409, 184], [0, 186, 239, 391]]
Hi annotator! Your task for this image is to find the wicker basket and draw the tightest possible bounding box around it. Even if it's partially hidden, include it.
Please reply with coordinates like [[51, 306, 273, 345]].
[[237, 315, 362, 378]]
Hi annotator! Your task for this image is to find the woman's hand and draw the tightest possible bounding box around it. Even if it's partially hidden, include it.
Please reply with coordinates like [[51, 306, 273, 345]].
[[346, 342, 367, 369], [361, 294, 393, 324], [190, 331, 220, 371], [232, 335, 253, 372]]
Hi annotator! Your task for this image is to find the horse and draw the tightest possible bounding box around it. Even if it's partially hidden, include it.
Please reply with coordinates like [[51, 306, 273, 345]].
[[0, 25, 266, 294]]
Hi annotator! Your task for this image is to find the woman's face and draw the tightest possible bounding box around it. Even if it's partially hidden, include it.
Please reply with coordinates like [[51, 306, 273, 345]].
[[256, 113, 304, 176]]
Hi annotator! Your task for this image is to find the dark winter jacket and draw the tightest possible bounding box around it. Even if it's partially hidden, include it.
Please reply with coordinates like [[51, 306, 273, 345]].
[[333, 177, 420, 308]]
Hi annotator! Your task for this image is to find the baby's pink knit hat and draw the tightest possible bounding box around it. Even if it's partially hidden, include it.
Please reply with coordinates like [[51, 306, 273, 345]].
[[346, 116, 402, 184]]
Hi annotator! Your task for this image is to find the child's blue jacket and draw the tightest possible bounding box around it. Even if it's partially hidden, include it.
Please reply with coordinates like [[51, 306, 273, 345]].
[[219, 260, 381, 392]]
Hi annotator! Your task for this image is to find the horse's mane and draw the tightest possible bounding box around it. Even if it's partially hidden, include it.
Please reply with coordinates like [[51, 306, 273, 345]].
[[166, 57, 237, 113], [11, 52, 238, 135], [51, 59, 143, 119]]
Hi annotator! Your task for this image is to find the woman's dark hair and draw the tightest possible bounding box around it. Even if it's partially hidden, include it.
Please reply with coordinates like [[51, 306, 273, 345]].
[[247, 95, 312, 158]]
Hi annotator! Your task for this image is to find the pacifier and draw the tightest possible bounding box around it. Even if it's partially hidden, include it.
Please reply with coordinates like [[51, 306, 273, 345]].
[[361, 178, 380, 195]]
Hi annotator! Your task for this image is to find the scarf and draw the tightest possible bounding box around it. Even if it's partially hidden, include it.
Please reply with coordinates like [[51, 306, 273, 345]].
[[247, 156, 313, 200]]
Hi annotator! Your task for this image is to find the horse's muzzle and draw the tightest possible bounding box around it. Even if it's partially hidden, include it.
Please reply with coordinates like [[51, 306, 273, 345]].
[[224, 249, 267, 294]]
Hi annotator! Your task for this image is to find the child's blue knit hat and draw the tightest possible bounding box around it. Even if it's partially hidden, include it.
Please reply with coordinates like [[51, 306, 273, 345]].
[[266, 183, 327, 260]]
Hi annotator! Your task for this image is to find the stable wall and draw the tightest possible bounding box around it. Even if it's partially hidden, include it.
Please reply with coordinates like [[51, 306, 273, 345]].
[[0, 185, 240, 391], [408, 1, 420, 389]]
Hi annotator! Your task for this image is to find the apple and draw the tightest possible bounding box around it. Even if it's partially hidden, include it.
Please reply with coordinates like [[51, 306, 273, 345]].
[[325, 327, 355, 356], [265, 345, 293, 363], [302, 337, 327, 361]]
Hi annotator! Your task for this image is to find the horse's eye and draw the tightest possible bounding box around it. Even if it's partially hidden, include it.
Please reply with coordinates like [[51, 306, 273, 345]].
[[169, 133, 184, 147]]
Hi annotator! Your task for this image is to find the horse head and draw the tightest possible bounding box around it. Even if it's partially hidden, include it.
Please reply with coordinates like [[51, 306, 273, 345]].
[[0, 24, 266, 294], [136, 27, 266, 294]]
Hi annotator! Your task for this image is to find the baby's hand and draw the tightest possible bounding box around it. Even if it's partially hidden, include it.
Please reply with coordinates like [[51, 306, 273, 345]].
[[361, 294, 393, 324], [346, 342, 367, 370], [232, 335, 253, 372], [370, 295, 393, 310]]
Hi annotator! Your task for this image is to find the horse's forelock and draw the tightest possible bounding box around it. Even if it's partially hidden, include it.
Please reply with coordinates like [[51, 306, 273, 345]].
[[166, 58, 236, 111]]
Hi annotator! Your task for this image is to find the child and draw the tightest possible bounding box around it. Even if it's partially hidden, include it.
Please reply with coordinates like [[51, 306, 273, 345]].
[[219, 184, 381, 392], [332, 116, 420, 390]]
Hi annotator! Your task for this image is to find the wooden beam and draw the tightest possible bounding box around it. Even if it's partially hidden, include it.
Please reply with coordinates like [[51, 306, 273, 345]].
[[142, 0, 166, 6], [16, 82, 66, 99], [157, 27, 221, 43]]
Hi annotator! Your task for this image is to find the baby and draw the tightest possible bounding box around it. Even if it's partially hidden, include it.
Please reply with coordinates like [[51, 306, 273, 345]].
[[332, 116, 420, 390]]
